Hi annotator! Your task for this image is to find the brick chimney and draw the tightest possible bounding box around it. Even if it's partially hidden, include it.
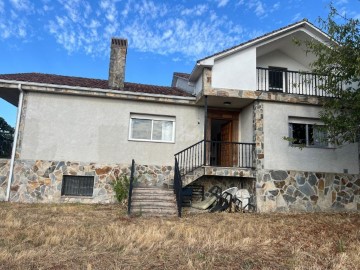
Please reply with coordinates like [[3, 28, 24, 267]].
[[108, 38, 128, 89]]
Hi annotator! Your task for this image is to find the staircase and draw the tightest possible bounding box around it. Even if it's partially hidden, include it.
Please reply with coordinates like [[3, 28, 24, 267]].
[[182, 166, 205, 186], [130, 187, 178, 217]]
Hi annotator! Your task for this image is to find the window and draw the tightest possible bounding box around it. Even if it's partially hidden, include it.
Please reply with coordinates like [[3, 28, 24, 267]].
[[129, 114, 175, 143], [61, 175, 94, 196], [269, 67, 287, 91], [289, 121, 328, 147]]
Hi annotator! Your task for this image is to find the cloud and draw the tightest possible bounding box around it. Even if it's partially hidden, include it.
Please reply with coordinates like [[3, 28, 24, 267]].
[[9, 0, 33, 12], [248, 0, 265, 17], [0, 0, 269, 60], [272, 2, 280, 11], [238, 0, 279, 18], [216, 0, 229, 7], [292, 12, 302, 22], [0, 0, 33, 39], [181, 4, 208, 16], [334, 0, 348, 5]]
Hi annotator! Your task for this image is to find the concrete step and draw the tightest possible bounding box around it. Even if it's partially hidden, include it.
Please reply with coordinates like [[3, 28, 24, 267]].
[[132, 188, 175, 194], [130, 187, 177, 217], [131, 196, 175, 201], [131, 207, 177, 215], [132, 201, 176, 208]]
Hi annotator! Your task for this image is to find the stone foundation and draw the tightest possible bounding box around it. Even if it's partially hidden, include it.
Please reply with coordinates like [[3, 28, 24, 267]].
[[0, 159, 10, 201], [5, 159, 173, 203], [256, 170, 360, 212]]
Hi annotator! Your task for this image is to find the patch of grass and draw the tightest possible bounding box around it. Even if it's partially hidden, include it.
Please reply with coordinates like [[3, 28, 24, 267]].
[[0, 203, 359, 269]]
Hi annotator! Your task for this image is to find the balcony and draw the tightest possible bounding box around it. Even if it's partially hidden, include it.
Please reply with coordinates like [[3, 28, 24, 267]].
[[256, 67, 335, 97]]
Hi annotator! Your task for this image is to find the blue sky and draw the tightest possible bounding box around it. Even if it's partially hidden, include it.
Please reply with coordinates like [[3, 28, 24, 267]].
[[0, 0, 359, 126]]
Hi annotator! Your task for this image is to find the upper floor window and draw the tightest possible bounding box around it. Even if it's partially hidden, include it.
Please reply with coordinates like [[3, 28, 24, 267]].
[[129, 114, 175, 143], [289, 118, 328, 147]]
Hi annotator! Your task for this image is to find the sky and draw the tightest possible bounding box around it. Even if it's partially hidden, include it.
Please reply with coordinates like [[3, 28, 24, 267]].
[[0, 0, 359, 127]]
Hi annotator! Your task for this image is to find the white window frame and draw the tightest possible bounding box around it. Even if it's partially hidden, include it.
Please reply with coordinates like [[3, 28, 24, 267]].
[[128, 114, 176, 143], [288, 117, 329, 148]]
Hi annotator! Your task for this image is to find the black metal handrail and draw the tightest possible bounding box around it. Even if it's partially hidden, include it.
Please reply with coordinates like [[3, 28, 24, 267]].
[[256, 67, 337, 97], [174, 140, 255, 177], [127, 159, 135, 215], [207, 141, 255, 168], [174, 140, 205, 176], [174, 157, 182, 217]]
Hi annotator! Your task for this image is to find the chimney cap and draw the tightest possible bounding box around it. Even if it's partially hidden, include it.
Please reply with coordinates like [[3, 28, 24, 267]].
[[111, 37, 128, 47]]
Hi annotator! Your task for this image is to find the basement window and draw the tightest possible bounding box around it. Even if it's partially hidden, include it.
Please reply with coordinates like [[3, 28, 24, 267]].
[[129, 114, 175, 143], [288, 118, 328, 147], [61, 175, 94, 197]]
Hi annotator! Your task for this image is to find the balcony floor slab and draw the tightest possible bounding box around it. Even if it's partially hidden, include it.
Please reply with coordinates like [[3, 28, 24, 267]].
[[203, 166, 256, 178]]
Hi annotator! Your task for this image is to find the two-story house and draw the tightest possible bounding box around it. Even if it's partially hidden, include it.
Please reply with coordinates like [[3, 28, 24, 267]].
[[0, 20, 359, 214]]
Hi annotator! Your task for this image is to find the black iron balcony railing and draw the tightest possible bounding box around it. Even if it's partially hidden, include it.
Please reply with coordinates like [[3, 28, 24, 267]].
[[256, 67, 336, 97], [174, 140, 255, 177]]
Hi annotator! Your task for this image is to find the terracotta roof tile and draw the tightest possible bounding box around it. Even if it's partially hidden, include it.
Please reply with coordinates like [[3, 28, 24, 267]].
[[0, 73, 193, 97], [173, 72, 190, 79]]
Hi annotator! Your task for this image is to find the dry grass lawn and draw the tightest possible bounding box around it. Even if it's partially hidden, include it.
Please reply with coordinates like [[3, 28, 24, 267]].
[[0, 203, 359, 270]]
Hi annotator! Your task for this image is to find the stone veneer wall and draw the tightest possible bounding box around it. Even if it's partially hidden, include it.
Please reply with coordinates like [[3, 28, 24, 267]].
[[256, 170, 360, 212], [253, 101, 264, 170], [0, 159, 10, 201], [7, 159, 173, 203]]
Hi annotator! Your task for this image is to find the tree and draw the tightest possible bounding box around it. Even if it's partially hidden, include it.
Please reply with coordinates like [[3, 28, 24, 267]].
[[0, 117, 14, 158], [300, 4, 360, 145]]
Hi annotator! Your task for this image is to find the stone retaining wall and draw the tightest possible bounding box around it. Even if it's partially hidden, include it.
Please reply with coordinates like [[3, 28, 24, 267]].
[[0, 159, 10, 201], [256, 170, 360, 212], [8, 159, 173, 203]]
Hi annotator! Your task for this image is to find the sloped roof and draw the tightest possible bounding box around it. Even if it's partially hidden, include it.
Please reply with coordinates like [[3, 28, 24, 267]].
[[197, 19, 323, 63], [0, 73, 192, 97], [173, 72, 190, 79]]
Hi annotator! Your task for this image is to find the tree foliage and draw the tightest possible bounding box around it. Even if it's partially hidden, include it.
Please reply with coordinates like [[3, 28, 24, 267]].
[[0, 117, 14, 158], [300, 4, 360, 144]]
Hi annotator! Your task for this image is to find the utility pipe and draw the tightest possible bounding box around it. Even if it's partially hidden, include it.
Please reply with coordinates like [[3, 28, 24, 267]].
[[5, 84, 24, 201]]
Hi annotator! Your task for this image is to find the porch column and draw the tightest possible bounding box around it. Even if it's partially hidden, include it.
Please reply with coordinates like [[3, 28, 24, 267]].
[[203, 95, 208, 166]]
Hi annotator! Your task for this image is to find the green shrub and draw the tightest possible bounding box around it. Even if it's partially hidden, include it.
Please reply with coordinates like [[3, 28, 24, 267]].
[[111, 174, 130, 203]]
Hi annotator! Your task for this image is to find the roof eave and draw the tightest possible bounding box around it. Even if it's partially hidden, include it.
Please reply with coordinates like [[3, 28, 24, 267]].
[[189, 20, 331, 82], [0, 79, 196, 101]]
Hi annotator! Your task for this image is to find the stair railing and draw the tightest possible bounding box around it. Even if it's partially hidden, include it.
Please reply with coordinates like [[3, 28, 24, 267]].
[[174, 157, 183, 217], [174, 140, 205, 176], [127, 159, 135, 215]]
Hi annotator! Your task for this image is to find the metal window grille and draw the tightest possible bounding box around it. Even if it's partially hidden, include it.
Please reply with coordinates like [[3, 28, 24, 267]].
[[61, 175, 94, 196]]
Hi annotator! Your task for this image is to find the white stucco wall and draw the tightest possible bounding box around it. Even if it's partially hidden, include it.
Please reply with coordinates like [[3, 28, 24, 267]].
[[194, 75, 203, 95], [175, 77, 194, 94], [212, 47, 257, 90], [257, 50, 309, 71], [263, 102, 359, 174], [240, 104, 253, 142], [20, 92, 204, 165]]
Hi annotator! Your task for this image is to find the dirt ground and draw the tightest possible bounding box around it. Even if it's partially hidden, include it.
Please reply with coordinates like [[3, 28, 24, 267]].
[[0, 203, 359, 270]]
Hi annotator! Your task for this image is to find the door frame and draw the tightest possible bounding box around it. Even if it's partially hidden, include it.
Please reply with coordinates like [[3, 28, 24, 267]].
[[206, 109, 240, 166]]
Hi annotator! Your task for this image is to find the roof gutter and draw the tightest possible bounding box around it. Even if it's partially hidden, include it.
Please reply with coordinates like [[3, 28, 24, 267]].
[[0, 79, 196, 101], [6, 83, 24, 201]]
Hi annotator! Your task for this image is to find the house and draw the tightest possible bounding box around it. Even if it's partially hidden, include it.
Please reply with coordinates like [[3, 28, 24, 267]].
[[0, 20, 359, 214]]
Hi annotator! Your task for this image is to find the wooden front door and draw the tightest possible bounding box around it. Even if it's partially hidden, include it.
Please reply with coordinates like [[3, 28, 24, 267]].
[[220, 121, 232, 166]]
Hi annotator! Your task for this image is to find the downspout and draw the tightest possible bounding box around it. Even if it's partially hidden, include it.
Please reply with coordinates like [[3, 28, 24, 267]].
[[5, 84, 24, 201]]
